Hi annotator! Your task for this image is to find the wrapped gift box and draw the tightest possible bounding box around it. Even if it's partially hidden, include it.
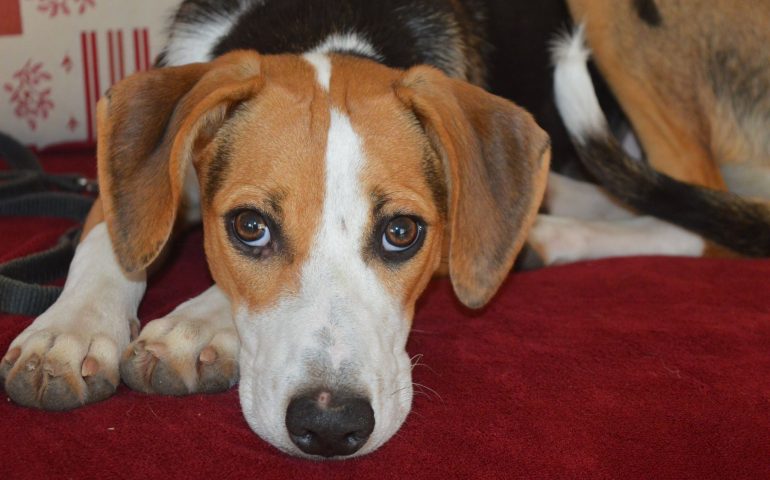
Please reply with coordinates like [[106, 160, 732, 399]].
[[1, 0, 178, 148]]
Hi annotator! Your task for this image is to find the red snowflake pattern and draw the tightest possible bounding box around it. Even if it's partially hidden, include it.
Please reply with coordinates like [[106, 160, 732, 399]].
[[61, 54, 73, 73], [4, 60, 55, 131], [30, 0, 96, 18]]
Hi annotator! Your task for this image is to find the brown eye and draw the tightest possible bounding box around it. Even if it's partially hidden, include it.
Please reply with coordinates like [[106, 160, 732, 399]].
[[382, 216, 420, 252], [233, 210, 271, 247]]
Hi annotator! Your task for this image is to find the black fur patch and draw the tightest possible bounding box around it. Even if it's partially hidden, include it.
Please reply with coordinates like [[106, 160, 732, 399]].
[[633, 0, 663, 27], [206, 0, 484, 78], [205, 138, 233, 206], [421, 143, 448, 219], [574, 135, 770, 257]]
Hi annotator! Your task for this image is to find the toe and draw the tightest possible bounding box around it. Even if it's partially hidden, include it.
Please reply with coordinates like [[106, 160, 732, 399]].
[[39, 371, 86, 411], [0, 347, 21, 382], [149, 360, 189, 395], [120, 341, 158, 394], [197, 346, 238, 393], [121, 341, 192, 395], [84, 372, 118, 404], [5, 354, 44, 408]]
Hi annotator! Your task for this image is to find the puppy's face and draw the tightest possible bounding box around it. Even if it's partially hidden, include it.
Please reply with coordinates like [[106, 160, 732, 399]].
[[97, 51, 549, 458], [201, 56, 445, 456]]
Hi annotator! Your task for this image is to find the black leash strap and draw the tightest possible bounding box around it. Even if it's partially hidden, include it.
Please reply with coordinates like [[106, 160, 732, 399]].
[[0, 132, 96, 316]]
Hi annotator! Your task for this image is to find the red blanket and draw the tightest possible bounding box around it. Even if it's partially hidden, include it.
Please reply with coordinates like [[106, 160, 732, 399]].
[[2, 149, 769, 479]]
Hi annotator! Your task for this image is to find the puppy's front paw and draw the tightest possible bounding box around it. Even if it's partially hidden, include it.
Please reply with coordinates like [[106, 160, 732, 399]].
[[120, 289, 239, 395], [1, 327, 128, 410]]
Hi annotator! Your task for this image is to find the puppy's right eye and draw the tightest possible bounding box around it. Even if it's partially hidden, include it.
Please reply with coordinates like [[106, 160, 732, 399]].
[[232, 210, 271, 247], [382, 216, 420, 252]]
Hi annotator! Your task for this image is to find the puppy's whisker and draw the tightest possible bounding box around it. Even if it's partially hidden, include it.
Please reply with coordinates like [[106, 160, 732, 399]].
[[410, 353, 436, 373], [390, 384, 412, 397], [411, 390, 435, 401], [412, 382, 443, 402]]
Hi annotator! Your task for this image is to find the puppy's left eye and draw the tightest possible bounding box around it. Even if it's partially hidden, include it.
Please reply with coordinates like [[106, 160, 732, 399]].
[[377, 216, 426, 264], [233, 210, 271, 247]]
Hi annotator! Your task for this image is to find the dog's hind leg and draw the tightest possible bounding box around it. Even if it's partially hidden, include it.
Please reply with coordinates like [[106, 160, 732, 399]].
[[0, 199, 146, 410], [526, 213, 706, 266], [119, 285, 239, 395], [720, 164, 770, 201], [543, 172, 636, 221], [530, 172, 706, 265]]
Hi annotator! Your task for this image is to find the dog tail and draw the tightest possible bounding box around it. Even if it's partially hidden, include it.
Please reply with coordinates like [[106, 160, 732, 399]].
[[551, 25, 770, 257]]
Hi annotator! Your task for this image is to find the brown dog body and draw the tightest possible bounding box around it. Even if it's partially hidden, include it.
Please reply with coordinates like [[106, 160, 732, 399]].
[[571, 0, 770, 189], [529, 0, 770, 264]]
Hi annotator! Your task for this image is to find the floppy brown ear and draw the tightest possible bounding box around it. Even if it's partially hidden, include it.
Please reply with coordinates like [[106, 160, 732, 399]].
[[396, 66, 550, 308], [96, 51, 263, 273]]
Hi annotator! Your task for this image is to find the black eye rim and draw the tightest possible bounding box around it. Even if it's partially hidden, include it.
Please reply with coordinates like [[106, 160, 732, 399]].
[[225, 207, 282, 258], [376, 214, 427, 264]]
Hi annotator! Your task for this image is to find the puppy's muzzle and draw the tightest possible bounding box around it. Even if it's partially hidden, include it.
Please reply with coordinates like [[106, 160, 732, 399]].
[[286, 389, 375, 458]]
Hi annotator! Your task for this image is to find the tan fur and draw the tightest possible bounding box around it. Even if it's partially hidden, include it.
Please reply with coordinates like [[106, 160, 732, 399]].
[[396, 65, 551, 307], [567, 0, 770, 190], [97, 51, 264, 274], [201, 55, 328, 312]]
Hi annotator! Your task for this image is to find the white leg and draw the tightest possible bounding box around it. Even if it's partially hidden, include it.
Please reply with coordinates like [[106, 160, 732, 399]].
[[720, 164, 770, 201], [0, 223, 146, 410], [544, 172, 636, 221], [120, 285, 239, 395], [528, 214, 706, 266]]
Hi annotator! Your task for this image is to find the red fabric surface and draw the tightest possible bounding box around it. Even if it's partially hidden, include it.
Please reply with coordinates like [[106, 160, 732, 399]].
[[1, 150, 769, 479]]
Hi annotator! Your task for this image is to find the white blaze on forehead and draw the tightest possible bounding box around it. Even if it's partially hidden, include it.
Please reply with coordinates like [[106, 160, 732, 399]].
[[318, 109, 368, 254], [303, 33, 382, 91], [309, 32, 383, 61], [303, 108, 379, 370], [302, 53, 332, 91]]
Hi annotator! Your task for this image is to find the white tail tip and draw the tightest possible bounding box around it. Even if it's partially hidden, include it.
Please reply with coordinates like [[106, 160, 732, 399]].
[[551, 25, 608, 144]]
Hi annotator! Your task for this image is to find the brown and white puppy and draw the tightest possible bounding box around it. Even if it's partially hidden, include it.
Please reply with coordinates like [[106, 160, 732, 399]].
[[530, 0, 770, 264], [0, 0, 550, 459]]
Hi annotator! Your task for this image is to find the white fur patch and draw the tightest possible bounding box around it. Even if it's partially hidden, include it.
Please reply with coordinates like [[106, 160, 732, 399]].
[[235, 109, 412, 458], [309, 32, 382, 61], [551, 24, 609, 143], [302, 53, 332, 91], [45, 223, 146, 335], [8, 223, 146, 370], [620, 128, 644, 161], [303, 33, 383, 90], [529, 214, 706, 265], [544, 172, 635, 221], [720, 164, 770, 200], [163, 0, 256, 66]]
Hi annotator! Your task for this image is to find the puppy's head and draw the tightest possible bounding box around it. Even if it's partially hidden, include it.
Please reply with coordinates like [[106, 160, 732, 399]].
[[97, 51, 549, 458]]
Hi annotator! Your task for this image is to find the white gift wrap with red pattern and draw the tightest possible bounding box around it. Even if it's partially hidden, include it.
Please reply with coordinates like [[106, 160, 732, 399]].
[[1, 0, 179, 148]]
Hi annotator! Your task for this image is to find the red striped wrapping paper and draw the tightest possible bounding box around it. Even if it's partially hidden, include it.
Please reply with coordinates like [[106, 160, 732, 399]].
[[1, 0, 176, 148]]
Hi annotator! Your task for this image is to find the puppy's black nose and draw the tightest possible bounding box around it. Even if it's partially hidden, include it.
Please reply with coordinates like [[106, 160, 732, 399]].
[[286, 390, 374, 457]]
